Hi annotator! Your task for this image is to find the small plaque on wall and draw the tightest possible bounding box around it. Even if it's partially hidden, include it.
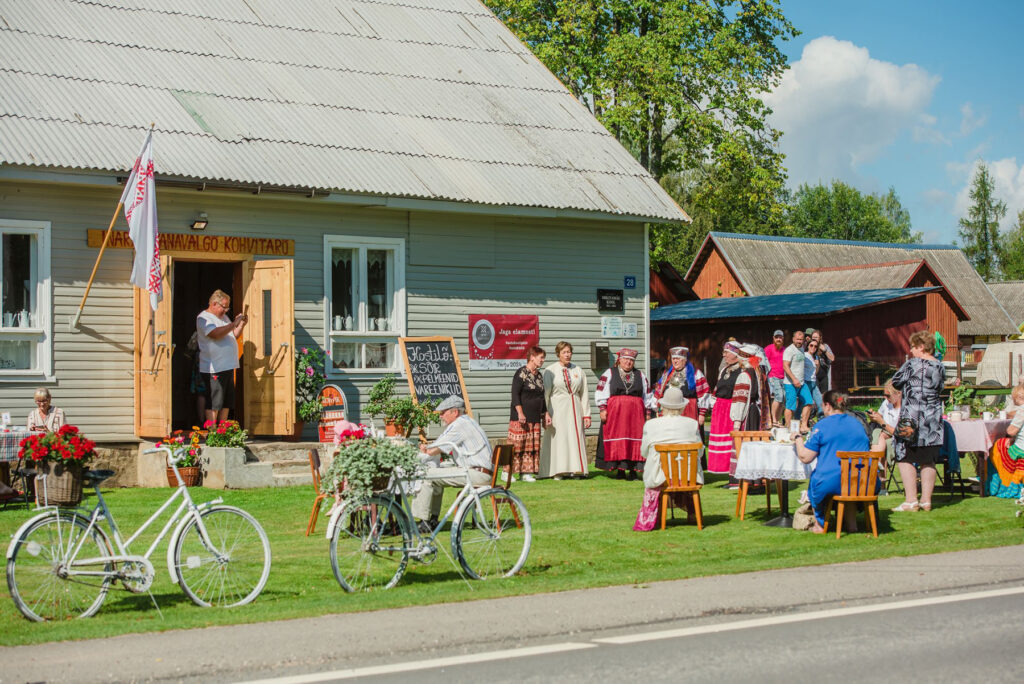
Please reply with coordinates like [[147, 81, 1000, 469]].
[[597, 288, 624, 312]]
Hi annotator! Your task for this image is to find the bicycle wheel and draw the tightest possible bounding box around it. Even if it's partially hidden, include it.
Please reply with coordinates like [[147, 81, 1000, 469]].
[[453, 488, 532, 580], [7, 513, 113, 622], [330, 495, 411, 592], [173, 506, 271, 608]]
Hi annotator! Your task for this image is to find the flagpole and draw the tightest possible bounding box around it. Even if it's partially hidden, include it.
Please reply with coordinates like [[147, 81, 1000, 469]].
[[69, 203, 122, 332], [70, 122, 155, 332]]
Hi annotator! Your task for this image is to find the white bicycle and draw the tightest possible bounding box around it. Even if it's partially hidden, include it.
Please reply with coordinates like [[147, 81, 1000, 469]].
[[6, 446, 272, 622]]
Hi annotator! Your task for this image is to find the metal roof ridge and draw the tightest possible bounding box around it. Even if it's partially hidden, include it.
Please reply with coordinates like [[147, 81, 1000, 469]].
[[708, 231, 959, 251]]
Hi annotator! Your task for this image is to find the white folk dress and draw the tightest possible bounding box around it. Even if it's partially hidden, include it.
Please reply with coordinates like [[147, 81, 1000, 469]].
[[540, 361, 589, 477]]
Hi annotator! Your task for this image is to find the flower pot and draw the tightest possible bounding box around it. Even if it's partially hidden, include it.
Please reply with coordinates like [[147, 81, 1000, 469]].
[[167, 466, 202, 488], [285, 421, 304, 443], [37, 461, 84, 505], [384, 421, 405, 437]]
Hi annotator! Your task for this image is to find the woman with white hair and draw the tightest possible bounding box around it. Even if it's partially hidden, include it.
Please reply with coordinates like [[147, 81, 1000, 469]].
[[27, 388, 65, 432], [633, 386, 704, 531], [707, 341, 753, 476]]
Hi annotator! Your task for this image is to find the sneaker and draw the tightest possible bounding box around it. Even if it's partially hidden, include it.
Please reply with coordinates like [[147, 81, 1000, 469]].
[[521, 473, 536, 482]]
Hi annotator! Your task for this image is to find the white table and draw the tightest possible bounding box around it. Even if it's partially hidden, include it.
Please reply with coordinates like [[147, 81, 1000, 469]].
[[735, 441, 813, 527], [947, 418, 1012, 498]]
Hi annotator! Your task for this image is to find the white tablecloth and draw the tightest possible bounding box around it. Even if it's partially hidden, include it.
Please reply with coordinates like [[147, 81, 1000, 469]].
[[947, 419, 1011, 453], [734, 441, 814, 481]]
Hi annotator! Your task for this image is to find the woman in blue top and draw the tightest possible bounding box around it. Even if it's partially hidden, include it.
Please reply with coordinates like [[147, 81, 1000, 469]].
[[795, 390, 871, 534]]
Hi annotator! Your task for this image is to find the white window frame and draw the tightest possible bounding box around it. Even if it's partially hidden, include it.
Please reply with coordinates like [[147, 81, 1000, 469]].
[[323, 235, 406, 375], [0, 218, 53, 381]]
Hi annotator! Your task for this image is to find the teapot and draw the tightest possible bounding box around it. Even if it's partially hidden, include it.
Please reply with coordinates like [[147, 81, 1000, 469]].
[[770, 427, 791, 442]]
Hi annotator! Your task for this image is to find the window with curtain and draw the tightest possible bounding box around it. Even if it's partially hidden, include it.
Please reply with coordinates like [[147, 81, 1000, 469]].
[[0, 219, 51, 377]]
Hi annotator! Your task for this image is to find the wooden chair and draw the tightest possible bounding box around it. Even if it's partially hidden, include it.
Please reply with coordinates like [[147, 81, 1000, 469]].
[[730, 431, 784, 520], [655, 443, 704, 530], [822, 451, 882, 539], [487, 443, 523, 529], [305, 449, 327, 537]]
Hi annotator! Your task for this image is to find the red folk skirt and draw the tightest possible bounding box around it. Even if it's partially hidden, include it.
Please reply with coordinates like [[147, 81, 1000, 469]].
[[601, 394, 646, 465]]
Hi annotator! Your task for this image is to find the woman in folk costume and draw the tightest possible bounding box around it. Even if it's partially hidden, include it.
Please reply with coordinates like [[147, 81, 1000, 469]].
[[707, 341, 754, 475], [540, 341, 592, 480], [653, 346, 710, 424], [595, 348, 655, 480], [739, 343, 772, 431]]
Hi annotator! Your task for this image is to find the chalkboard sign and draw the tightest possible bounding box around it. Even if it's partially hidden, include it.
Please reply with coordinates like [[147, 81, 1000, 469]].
[[398, 337, 472, 416]]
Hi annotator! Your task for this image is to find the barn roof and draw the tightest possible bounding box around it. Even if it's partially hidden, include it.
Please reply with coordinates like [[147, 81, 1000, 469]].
[[685, 232, 1015, 336], [774, 260, 922, 293], [651, 288, 939, 323], [0, 0, 688, 223], [987, 281, 1024, 328]]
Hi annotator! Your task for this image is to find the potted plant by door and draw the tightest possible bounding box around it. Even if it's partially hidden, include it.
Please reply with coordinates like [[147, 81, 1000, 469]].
[[157, 428, 203, 487], [17, 425, 98, 505], [321, 427, 423, 500], [292, 346, 327, 441], [365, 375, 441, 437]]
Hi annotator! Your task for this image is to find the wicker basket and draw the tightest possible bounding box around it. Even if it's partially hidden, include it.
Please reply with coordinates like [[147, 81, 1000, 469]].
[[37, 461, 84, 506], [166, 466, 202, 488]]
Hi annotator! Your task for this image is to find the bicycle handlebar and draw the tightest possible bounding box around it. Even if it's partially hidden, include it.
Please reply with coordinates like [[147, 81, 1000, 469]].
[[143, 445, 188, 465]]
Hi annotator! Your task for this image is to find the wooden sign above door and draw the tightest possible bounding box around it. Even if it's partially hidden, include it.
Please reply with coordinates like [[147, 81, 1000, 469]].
[[87, 229, 294, 256]]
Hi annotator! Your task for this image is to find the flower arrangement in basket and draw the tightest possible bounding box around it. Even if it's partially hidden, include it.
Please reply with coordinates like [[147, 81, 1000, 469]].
[[204, 419, 248, 448], [18, 425, 97, 505], [365, 375, 440, 437], [295, 346, 327, 424], [156, 427, 203, 487], [321, 424, 423, 500]]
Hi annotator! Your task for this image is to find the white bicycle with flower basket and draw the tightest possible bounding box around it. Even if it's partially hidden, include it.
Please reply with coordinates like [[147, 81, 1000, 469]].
[[6, 446, 271, 622]]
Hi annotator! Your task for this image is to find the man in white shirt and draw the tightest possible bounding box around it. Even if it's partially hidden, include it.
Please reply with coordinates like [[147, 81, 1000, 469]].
[[782, 330, 812, 431], [196, 289, 247, 425], [413, 395, 493, 532]]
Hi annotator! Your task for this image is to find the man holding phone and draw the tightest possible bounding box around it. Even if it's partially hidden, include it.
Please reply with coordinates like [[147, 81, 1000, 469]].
[[196, 289, 247, 425]]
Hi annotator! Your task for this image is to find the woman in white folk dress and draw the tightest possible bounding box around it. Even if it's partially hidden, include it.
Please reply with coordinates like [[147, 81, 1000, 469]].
[[540, 341, 592, 479]]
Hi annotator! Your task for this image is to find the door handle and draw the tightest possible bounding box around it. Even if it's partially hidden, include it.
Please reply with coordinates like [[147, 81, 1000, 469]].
[[267, 342, 289, 375]]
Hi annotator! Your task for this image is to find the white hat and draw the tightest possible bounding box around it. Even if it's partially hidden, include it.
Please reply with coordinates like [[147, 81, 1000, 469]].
[[659, 386, 689, 410], [435, 395, 465, 412]]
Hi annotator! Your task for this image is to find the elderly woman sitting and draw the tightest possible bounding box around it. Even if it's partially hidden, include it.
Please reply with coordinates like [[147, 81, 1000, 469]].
[[795, 390, 871, 534], [633, 386, 704, 531], [27, 388, 65, 433]]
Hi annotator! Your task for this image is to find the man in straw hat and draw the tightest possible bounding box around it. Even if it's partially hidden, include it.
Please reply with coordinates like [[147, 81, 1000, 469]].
[[632, 386, 704, 531], [413, 395, 493, 533], [595, 347, 654, 480]]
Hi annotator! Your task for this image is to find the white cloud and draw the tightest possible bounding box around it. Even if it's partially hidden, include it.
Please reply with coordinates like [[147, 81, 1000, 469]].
[[764, 36, 940, 185], [959, 102, 987, 136], [952, 158, 1024, 228]]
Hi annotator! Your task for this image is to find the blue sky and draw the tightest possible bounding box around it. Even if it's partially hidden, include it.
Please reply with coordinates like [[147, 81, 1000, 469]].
[[766, 0, 1024, 244]]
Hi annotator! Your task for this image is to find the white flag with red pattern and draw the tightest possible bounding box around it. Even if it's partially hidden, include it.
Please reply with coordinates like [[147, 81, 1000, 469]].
[[119, 129, 161, 310]]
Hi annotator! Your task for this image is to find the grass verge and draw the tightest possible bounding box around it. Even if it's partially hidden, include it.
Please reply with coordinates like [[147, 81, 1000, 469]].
[[1, 468, 1020, 646]]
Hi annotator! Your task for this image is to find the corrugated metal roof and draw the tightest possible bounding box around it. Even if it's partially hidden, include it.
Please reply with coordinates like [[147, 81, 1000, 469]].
[[697, 232, 1016, 337], [774, 261, 922, 293], [0, 0, 687, 222], [987, 281, 1024, 328], [651, 288, 939, 322]]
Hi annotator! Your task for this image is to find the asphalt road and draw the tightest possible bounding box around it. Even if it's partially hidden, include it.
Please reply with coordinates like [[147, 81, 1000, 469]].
[[5, 545, 1024, 683]]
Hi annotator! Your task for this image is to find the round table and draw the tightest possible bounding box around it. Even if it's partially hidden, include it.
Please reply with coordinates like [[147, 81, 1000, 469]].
[[735, 441, 813, 527], [947, 418, 1012, 497]]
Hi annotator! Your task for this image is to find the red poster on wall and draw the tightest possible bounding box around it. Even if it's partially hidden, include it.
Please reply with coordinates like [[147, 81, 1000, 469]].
[[468, 314, 540, 370]]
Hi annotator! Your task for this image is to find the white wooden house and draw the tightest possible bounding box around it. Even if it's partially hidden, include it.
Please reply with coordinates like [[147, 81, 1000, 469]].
[[0, 0, 687, 441]]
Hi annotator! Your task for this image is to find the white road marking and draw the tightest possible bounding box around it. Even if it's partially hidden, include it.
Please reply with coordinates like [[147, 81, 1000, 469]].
[[594, 585, 1024, 644], [238, 642, 598, 684]]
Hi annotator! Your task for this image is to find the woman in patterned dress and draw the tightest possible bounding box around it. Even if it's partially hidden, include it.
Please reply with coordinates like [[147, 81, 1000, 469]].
[[594, 348, 654, 480], [540, 341, 592, 479], [707, 341, 753, 475], [507, 346, 546, 482], [891, 330, 945, 512]]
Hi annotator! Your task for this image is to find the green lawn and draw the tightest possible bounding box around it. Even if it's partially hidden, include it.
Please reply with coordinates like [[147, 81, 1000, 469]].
[[1, 469, 1020, 646]]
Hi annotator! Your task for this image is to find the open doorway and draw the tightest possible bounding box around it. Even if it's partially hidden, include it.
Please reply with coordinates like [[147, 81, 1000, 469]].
[[171, 261, 243, 432]]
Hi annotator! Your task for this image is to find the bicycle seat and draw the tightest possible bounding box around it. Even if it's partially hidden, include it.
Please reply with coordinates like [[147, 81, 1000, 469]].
[[84, 469, 116, 483]]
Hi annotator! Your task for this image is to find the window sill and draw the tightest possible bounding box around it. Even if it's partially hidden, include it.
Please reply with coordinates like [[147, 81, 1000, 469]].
[[0, 373, 56, 383], [327, 369, 406, 377]]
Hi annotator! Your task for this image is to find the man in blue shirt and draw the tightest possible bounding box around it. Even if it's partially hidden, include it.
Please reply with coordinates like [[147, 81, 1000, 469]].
[[796, 390, 871, 533]]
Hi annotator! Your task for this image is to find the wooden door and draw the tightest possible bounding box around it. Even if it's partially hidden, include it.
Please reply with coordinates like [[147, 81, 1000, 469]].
[[242, 259, 295, 435], [135, 255, 173, 437]]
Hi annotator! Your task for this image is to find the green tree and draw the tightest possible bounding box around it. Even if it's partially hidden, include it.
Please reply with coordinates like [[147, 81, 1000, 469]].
[[998, 210, 1024, 280], [484, 0, 798, 267], [958, 162, 1006, 280], [785, 181, 921, 244]]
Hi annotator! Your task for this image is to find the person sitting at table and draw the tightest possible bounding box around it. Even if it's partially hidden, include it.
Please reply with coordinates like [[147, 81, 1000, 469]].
[[989, 383, 1024, 498], [633, 386, 704, 531], [795, 390, 871, 534], [413, 395, 493, 533], [27, 388, 65, 432], [867, 380, 901, 474]]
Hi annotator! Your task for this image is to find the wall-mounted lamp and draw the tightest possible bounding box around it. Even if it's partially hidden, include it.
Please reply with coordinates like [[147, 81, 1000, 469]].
[[190, 212, 209, 231]]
